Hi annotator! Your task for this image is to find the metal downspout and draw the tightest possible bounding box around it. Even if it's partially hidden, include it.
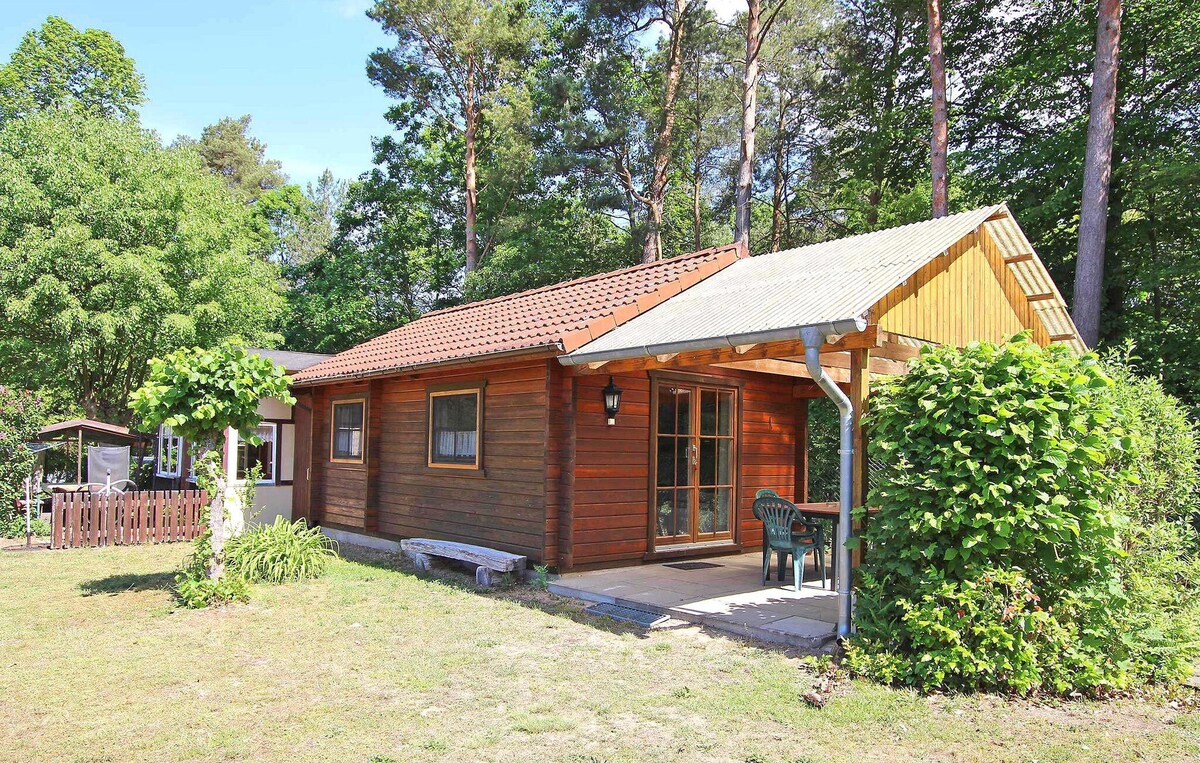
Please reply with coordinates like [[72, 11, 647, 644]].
[[800, 325, 855, 638]]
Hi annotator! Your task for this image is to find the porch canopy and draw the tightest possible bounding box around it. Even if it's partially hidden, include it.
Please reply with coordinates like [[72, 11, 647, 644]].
[[36, 418, 147, 487], [560, 203, 1084, 636]]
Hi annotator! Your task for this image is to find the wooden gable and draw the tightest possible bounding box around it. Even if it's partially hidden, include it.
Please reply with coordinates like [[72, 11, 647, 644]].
[[871, 225, 1051, 347]]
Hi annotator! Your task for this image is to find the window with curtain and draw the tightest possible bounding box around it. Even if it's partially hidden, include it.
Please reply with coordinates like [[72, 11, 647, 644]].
[[156, 426, 183, 477], [331, 399, 365, 462], [237, 423, 276, 483], [428, 390, 480, 467]]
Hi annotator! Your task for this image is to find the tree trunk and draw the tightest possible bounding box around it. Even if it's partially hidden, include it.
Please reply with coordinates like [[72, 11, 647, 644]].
[[927, 0, 948, 218], [735, 0, 762, 249], [641, 0, 690, 263], [869, 12, 905, 230], [208, 477, 226, 580], [693, 151, 703, 251], [464, 59, 479, 273], [770, 92, 787, 251], [692, 51, 704, 252], [1073, 0, 1121, 348]]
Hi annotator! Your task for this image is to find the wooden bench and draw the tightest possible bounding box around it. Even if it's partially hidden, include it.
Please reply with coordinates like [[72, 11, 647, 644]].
[[400, 538, 527, 587]]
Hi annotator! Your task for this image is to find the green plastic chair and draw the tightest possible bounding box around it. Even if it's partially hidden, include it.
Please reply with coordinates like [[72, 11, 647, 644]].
[[753, 494, 826, 591], [753, 489, 828, 587]]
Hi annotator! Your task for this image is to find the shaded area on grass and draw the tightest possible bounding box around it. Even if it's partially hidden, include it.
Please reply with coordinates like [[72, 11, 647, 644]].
[[78, 570, 175, 597]]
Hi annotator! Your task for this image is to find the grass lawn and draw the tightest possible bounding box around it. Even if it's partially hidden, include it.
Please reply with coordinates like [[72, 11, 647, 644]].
[[1, 541, 1197, 763]]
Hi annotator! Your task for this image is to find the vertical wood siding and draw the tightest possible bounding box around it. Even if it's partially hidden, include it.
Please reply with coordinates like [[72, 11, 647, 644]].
[[874, 231, 1043, 346]]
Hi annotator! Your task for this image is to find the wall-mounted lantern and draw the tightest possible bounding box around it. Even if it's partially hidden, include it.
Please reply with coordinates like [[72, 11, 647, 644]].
[[603, 376, 622, 426]]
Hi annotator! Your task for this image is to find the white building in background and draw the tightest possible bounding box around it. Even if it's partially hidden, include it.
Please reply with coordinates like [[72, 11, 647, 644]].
[[153, 349, 331, 526]]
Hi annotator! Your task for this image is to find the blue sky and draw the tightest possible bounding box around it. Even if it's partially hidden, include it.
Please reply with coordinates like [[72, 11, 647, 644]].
[[1, 0, 392, 187], [1, 0, 742, 189]]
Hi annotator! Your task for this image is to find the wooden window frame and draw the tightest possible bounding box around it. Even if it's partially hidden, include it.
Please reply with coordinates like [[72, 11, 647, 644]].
[[329, 397, 367, 465], [425, 381, 485, 473]]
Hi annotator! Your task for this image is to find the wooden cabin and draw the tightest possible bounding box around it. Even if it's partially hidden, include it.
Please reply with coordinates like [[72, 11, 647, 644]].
[[290, 204, 1083, 570]]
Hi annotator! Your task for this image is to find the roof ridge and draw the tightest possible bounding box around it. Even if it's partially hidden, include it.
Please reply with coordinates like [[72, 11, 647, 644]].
[[420, 243, 744, 320], [763, 203, 1003, 258]]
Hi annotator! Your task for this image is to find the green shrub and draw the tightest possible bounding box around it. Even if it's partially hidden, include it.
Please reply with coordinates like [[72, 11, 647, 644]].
[[1100, 350, 1200, 684], [1102, 347, 1200, 531], [0, 386, 46, 523], [848, 336, 1133, 695], [0, 516, 51, 538], [225, 517, 338, 584]]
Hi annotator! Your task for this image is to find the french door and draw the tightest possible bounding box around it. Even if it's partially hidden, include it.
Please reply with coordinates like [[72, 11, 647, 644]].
[[652, 381, 738, 546]]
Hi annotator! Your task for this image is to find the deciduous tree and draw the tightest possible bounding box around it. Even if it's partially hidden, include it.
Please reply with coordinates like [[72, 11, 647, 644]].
[[0, 16, 144, 123], [0, 113, 283, 422]]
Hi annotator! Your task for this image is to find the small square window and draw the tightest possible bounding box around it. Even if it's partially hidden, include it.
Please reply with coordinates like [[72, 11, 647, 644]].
[[331, 399, 365, 463], [428, 390, 481, 468]]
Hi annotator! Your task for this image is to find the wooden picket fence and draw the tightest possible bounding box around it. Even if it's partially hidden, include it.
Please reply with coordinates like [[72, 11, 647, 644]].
[[50, 490, 208, 549]]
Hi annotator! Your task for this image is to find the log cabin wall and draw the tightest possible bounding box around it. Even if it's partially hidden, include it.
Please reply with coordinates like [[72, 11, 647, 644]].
[[307, 360, 552, 561], [310, 381, 371, 530], [567, 366, 798, 569]]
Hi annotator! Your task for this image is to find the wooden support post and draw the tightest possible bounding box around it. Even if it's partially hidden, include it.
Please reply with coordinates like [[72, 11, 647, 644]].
[[849, 348, 870, 567], [794, 397, 809, 504]]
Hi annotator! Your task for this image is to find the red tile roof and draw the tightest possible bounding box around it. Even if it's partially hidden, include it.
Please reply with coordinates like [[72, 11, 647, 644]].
[[292, 244, 745, 385]]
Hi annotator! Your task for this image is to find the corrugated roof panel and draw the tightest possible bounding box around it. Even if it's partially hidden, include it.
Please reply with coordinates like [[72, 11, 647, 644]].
[[566, 206, 1003, 362], [566, 205, 1086, 363]]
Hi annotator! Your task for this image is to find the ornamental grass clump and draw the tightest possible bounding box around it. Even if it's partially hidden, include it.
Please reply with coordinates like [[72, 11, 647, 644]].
[[847, 335, 1136, 695], [225, 517, 339, 584]]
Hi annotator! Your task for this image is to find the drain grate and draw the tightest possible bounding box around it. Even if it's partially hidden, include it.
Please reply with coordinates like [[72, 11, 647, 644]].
[[585, 602, 670, 628], [664, 561, 724, 571]]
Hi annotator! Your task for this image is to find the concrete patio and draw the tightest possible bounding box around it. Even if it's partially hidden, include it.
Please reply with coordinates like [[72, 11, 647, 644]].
[[549, 552, 837, 648]]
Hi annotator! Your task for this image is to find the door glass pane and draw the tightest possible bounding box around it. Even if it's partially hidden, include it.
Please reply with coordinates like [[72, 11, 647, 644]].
[[655, 489, 675, 537], [675, 388, 691, 435], [658, 389, 677, 434], [699, 438, 716, 486], [675, 441, 690, 487], [700, 389, 717, 435], [656, 437, 675, 487], [674, 490, 691, 537], [715, 487, 732, 533], [718, 391, 734, 436], [698, 488, 716, 534], [717, 439, 733, 485]]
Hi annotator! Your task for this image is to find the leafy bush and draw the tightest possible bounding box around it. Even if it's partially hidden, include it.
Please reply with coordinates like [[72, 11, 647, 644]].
[[0, 516, 51, 538], [1099, 350, 1200, 683], [0, 386, 46, 523], [1102, 348, 1200, 530], [225, 517, 338, 584], [848, 336, 1134, 694]]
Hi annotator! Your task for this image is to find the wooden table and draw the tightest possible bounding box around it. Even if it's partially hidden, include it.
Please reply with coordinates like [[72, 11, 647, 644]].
[[794, 502, 841, 581]]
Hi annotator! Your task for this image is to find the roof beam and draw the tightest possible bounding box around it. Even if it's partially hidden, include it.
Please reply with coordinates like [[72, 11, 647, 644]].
[[571, 326, 880, 375], [1004, 253, 1035, 264], [1025, 292, 1056, 302]]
